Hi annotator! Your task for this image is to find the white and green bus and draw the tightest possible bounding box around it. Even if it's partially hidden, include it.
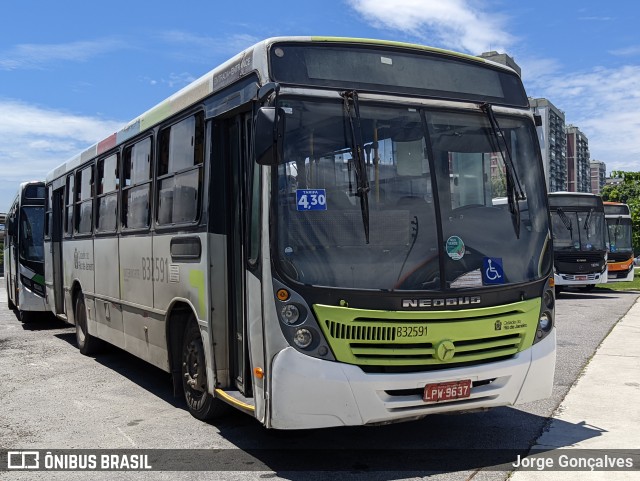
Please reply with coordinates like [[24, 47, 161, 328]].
[[44, 37, 555, 429], [5, 181, 48, 322]]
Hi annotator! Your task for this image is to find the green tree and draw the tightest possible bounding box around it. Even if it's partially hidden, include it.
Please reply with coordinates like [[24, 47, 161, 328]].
[[600, 170, 640, 255]]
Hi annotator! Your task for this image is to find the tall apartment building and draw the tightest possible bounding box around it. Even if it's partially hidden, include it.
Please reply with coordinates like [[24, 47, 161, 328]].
[[529, 98, 567, 192], [566, 125, 591, 192], [590, 160, 607, 194]]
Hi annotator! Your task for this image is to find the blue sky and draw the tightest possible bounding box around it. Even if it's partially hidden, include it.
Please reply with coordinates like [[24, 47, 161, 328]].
[[2, 0, 640, 209]]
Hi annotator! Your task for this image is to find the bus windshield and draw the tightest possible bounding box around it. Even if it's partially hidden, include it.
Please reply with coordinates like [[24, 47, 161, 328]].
[[551, 209, 607, 251], [19, 206, 45, 262], [274, 98, 549, 290], [607, 218, 633, 253]]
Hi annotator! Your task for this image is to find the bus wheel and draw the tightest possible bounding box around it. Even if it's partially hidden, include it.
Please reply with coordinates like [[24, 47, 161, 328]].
[[181, 318, 225, 420], [75, 292, 100, 355]]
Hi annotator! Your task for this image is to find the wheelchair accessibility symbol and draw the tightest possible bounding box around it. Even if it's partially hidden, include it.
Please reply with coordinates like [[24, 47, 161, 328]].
[[482, 257, 505, 285]]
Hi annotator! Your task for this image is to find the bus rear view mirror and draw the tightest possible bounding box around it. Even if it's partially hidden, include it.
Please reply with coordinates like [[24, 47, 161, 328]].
[[6, 218, 14, 236], [255, 107, 284, 166]]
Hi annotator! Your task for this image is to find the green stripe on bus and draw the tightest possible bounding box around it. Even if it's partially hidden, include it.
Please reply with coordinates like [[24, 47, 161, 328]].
[[188, 270, 206, 318], [313, 298, 540, 366]]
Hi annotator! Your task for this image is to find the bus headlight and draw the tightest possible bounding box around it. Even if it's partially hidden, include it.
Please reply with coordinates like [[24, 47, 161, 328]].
[[538, 312, 552, 332], [536, 312, 553, 341], [534, 283, 555, 345], [293, 328, 313, 348], [20, 275, 33, 289], [280, 304, 301, 325], [543, 289, 555, 310], [272, 279, 335, 360]]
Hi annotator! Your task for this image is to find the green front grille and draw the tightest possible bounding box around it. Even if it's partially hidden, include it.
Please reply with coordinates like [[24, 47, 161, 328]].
[[314, 299, 540, 367]]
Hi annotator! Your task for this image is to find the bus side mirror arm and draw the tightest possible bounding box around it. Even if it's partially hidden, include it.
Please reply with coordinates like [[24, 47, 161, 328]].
[[258, 82, 279, 104], [254, 107, 285, 166]]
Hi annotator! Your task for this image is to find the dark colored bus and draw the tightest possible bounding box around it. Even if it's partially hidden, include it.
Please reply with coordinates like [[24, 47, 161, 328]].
[[4, 181, 47, 321], [549, 192, 607, 290]]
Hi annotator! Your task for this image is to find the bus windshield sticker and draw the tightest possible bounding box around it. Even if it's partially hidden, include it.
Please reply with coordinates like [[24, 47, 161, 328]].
[[482, 257, 505, 285], [296, 189, 327, 211], [445, 236, 465, 261]]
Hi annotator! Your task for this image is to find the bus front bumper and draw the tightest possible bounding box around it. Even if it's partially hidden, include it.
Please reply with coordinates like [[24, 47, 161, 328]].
[[269, 330, 556, 429], [554, 270, 607, 286]]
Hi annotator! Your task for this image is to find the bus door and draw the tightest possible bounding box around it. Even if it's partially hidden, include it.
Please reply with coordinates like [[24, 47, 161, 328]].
[[223, 113, 253, 397], [50, 188, 65, 315], [7, 209, 18, 304]]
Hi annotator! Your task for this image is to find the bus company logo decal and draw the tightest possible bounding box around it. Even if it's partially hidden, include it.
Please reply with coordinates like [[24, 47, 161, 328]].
[[401, 296, 481, 308], [495, 320, 502, 331], [435, 340, 456, 361]]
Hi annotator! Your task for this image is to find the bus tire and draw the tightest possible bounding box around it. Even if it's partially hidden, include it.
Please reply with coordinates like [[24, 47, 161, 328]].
[[75, 292, 100, 355], [181, 318, 225, 420]]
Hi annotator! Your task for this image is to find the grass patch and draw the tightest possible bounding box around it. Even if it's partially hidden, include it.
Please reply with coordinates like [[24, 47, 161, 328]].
[[595, 267, 640, 291]]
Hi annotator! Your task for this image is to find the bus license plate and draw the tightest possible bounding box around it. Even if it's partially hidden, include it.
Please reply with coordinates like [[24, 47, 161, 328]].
[[423, 379, 472, 403], [576, 275, 587, 281]]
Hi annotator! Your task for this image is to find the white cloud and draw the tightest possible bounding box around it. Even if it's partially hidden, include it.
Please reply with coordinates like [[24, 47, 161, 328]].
[[609, 45, 640, 57], [343, 1, 640, 173], [530, 66, 640, 172], [0, 99, 123, 208], [346, 0, 515, 54], [0, 39, 127, 70], [518, 57, 563, 86]]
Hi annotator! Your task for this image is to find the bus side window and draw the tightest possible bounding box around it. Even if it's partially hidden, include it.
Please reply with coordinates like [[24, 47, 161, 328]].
[[122, 137, 152, 230], [75, 164, 94, 234], [96, 153, 119, 233], [65, 174, 74, 236], [157, 112, 204, 225]]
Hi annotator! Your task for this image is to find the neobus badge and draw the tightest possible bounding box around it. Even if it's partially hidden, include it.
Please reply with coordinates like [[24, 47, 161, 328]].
[[401, 297, 481, 308]]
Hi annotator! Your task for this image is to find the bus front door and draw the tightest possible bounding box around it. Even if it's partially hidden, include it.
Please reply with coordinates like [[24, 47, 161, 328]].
[[51, 188, 65, 315], [224, 114, 252, 398]]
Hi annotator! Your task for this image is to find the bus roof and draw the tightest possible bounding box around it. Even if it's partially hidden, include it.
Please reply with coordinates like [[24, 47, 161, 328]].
[[548, 192, 604, 209], [604, 201, 630, 216], [45, 36, 516, 183]]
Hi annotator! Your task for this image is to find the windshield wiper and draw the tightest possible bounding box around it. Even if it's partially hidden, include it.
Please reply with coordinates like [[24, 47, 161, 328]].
[[614, 216, 622, 240], [341, 90, 370, 243], [557, 208, 574, 239], [584, 208, 594, 239], [396, 216, 419, 285], [481, 103, 526, 238]]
